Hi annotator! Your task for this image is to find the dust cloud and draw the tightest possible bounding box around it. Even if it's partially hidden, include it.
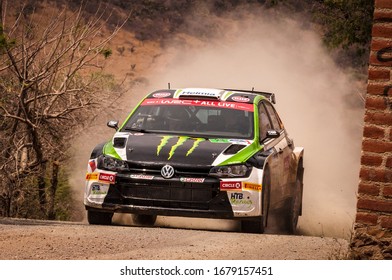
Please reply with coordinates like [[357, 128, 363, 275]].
[[70, 7, 365, 239], [145, 11, 365, 239]]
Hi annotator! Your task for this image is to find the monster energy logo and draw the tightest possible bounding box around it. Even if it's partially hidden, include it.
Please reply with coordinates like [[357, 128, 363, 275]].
[[157, 136, 205, 160], [157, 136, 172, 156]]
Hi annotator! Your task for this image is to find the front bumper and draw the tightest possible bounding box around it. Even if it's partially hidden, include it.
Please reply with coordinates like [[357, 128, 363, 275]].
[[84, 167, 263, 219]]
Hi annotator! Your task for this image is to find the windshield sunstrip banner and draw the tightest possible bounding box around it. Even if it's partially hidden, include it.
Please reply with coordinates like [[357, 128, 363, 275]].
[[141, 98, 254, 112]]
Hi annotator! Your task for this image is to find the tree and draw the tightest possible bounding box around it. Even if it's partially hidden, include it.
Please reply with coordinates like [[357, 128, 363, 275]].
[[267, 0, 374, 68], [0, 0, 126, 218], [314, 0, 374, 67]]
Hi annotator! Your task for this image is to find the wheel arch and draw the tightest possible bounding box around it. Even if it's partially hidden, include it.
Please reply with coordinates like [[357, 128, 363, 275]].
[[292, 147, 304, 215], [290, 147, 304, 182], [90, 142, 107, 159]]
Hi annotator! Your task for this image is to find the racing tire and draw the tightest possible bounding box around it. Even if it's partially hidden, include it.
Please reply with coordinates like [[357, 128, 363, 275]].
[[241, 167, 271, 234], [132, 214, 157, 226], [285, 163, 303, 234], [87, 210, 113, 225]]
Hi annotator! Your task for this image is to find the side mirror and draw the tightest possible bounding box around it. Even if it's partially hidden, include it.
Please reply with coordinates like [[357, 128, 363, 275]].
[[266, 130, 280, 138], [107, 120, 119, 130]]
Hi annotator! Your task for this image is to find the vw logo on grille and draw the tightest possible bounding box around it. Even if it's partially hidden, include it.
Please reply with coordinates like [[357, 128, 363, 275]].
[[161, 165, 175, 179]]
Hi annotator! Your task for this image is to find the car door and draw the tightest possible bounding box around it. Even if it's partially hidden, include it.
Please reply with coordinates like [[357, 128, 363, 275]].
[[258, 102, 283, 210], [263, 101, 292, 204]]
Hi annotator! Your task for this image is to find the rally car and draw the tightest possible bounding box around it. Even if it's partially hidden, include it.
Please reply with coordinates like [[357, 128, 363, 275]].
[[84, 88, 304, 234]]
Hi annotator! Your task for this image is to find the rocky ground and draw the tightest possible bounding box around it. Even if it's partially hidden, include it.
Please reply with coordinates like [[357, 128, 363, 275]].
[[0, 217, 348, 260]]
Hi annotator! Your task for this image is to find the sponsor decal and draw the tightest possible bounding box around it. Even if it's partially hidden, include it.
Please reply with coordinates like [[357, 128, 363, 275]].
[[220, 181, 242, 190], [230, 193, 244, 199], [229, 192, 252, 207], [243, 182, 262, 192], [157, 136, 206, 160], [91, 184, 107, 195], [141, 99, 254, 112], [209, 138, 231, 143], [230, 198, 253, 205], [180, 177, 205, 183], [180, 90, 220, 97], [228, 139, 252, 145], [232, 96, 250, 103], [86, 173, 98, 180], [143, 99, 194, 106], [130, 174, 154, 180], [89, 160, 96, 172], [152, 92, 171, 98], [98, 173, 116, 184]]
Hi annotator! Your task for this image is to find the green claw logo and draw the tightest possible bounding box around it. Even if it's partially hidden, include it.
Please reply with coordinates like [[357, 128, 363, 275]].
[[186, 138, 204, 156], [157, 136, 173, 156], [157, 136, 205, 160], [168, 137, 188, 159]]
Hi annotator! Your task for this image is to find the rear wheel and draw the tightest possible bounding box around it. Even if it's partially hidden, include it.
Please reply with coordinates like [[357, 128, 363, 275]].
[[241, 167, 270, 233], [132, 214, 157, 226], [87, 210, 113, 225]]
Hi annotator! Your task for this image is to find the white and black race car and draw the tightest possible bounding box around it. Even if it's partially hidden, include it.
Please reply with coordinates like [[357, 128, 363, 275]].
[[84, 88, 304, 234]]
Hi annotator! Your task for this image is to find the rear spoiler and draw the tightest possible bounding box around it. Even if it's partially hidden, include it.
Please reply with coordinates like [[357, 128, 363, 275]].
[[224, 88, 276, 104]]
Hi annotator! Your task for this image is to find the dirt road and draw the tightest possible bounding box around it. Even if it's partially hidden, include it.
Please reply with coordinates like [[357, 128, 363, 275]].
[[0, 216, 348, 260]]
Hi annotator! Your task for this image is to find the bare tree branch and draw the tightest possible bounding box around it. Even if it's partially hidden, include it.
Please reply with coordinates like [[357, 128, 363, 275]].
[[0, 2, 129, 218]]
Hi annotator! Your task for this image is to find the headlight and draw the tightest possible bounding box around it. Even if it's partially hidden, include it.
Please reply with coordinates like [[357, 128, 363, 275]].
[[209, 164, 251, 178], [97, 155, 128, 172]]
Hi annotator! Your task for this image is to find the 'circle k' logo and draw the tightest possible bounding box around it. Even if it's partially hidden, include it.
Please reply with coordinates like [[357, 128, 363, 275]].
[[220, 182, 242, 190]]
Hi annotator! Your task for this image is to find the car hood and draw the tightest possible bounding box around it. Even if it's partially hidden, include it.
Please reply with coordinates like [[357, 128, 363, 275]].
[[114, 133, 250, 168]]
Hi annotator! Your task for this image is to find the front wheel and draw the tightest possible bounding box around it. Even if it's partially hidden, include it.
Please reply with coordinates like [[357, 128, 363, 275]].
[[241, 167, 270, 233], [87, 210, 113, 225], [286, 178, 301, 234], [285, 163, 304, 234]]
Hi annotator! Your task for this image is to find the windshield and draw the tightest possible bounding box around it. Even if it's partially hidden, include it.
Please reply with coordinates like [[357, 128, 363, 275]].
[[121, 99, 254, 139]]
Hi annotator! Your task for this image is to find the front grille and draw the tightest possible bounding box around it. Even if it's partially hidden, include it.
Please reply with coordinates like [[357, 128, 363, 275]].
[[123, 161, 211, 177], [105, 175, 220, 210]]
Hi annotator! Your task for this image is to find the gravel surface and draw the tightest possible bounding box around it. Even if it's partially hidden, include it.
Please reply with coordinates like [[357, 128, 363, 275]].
[[0, 217, 348, 260]]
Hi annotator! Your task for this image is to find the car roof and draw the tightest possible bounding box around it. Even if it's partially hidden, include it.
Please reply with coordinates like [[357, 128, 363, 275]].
[[145, 88, 276, 104]]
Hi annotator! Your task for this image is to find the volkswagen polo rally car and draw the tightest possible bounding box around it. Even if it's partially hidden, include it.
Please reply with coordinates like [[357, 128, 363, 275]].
[[84, 88, 304, 234]]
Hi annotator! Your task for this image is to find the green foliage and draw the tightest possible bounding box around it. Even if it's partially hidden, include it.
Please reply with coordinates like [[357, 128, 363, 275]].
[[90, 71, 118, 91], [14, 177, 46, 220], [53, 168, 73, 221], [10, 165, 73, 220], [0, 24, 5, 49], [65, 0, 374, 67], [0, 24, 16, 54], [270, 0, 374, 67], [100, 47, 112, 59], [316, 0, 374, 50]]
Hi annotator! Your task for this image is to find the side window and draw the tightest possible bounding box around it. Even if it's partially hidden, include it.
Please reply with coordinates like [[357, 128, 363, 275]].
[[258, 103, 272, 141], [264, 102, 282, 131]]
